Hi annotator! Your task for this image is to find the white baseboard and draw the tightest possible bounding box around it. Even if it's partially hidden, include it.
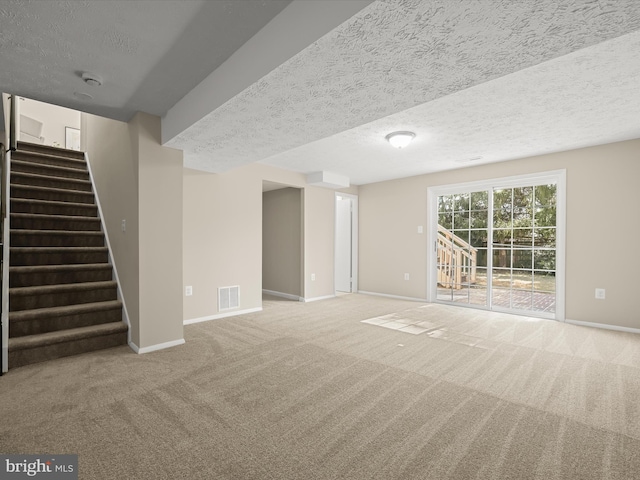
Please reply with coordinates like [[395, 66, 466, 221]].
[[262, 289, 304, 302], [183, 307, 263, 325], [358, 290, 427, 302], [129, 338, 185, 354], [565, 318, 640, 335], [303, 295, 335, 303]]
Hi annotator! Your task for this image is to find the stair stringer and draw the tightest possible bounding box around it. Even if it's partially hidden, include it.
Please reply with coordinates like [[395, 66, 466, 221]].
[[1, 150, 11, 373], [83, 152, 133, 350]]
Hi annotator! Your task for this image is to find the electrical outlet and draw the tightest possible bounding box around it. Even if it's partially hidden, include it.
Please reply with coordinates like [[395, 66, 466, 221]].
[[185, 286, 193, 296], [595, 288, 605, 300], [311, 273, 316, 281], [404, 273, 410, 280], [121, 219, 126, 232], [417, 226, 423, 234]]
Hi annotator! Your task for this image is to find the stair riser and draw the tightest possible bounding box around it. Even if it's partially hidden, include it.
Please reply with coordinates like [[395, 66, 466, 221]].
[[11, 250, 109, 266], [10, 307, 122, 337], [11, 174, 92, 192], [8, 331, 127, 368], [10, 268, 112, 287], [11, 200, 98, 217], [10, 286, 118, 311], [12, 161, 89, 180], [11, 185, 95, 204], [11, 232, 104, 247], [11, 216, 101, 231], [16, 142, 86, 161]]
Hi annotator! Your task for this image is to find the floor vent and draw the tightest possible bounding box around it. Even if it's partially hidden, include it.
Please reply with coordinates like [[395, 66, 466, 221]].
[[219, 286, 240, 311]]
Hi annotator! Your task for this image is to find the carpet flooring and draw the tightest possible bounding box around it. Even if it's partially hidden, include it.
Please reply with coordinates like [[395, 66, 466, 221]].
[[1, 294, 639, 479]]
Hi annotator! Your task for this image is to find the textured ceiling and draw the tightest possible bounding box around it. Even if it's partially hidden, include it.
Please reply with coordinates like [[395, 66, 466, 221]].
[[260, 30, 640, 185], [0, 0, 290, 121], [167, 0, 640, 179], [2, 0, 640, 186]]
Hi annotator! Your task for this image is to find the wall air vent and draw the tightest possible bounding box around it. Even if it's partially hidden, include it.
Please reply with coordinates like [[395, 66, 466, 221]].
[[218, 286, 240, 311]]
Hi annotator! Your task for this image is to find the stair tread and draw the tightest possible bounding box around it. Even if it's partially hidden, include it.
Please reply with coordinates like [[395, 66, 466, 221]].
[[8, 321, 127, 351], [11, 212, 100, 222], [10, 280, 116, 295], [13, 146, 87, 165], [10, 300, 123, 321], [11, 229, 102, 236], [11, 159, 88, 174], [11, 246, 108, 251], [11, 183, 95, 197], [10, 263, 111, 273], [11, 197, 97, 209], [11, 171, 92, 185]]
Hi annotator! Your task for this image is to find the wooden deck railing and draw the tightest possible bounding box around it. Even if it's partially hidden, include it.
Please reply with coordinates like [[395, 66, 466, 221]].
[[437, 225, 477, 289]]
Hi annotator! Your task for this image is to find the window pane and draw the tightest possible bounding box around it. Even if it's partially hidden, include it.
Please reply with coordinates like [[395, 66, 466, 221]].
[[513, 249, 533, 269], [470, 209, 488, 228], [533, 271, 556, 292], [492, 287, 511, 308], [474, 249, 488, 268], [474, 267, 488, 286], [438, 212, 453, 229], [493, 229, 512, 247], [534, 228, 556, 248], [492, 269, 511, 288], [454, 194, 469, 211], [470, 230, 488, 248], [534, 250, 556, 271], [470, 191, 488, 210], [512, 228, 533, 247], [453, 230, 470, 245], [469, 285, 488, 306], [512, 270, 533, 290], [534, 184, 556, 227], [494, 206, 512, 225], [493, 249, 511, 268], [438, 195, 453, 213], [512, 290, 533, 310], [532, 291, 555, 313], [453, 212, 469, 229]]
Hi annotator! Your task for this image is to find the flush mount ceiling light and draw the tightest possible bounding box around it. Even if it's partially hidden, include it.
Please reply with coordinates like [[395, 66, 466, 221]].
[[385, 131, 415, 149], [81, 72, 102, 87]]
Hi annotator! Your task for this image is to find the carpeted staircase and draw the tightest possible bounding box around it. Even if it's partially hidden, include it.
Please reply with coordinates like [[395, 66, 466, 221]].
[[7, 141, 127, 368]]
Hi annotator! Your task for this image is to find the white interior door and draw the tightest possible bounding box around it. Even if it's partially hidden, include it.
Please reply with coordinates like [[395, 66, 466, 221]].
[[335, 196, 352, 293]]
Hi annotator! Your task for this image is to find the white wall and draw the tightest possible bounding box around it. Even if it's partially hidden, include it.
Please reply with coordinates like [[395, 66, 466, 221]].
[[19, 97, 81, 148], [358, 139, 640, 330]]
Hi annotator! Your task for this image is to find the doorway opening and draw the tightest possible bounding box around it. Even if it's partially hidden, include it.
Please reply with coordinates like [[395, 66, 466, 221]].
[[335, 193, 358, 294], [427, 171, 565, 320], [262, 182, 304, 301]]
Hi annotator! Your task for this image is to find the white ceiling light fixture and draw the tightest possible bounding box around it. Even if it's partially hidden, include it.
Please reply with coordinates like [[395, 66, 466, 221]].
[[81, 72, 103, 87], [385, 131, 416, 149]]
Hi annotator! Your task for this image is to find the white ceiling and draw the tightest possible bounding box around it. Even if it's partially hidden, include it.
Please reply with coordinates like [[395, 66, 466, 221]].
[[2, 0, 640, 186]]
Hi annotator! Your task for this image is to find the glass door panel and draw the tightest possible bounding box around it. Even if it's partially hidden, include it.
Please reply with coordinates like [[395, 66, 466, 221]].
[[432, 176, 561, 320], [437, 190, 488, 307]]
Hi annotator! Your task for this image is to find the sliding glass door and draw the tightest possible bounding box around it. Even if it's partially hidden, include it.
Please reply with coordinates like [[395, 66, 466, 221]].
[[429, 172, 565, 320]]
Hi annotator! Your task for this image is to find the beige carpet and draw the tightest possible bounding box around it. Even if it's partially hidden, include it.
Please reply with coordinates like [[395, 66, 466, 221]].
[[1, 294, 639, 479]]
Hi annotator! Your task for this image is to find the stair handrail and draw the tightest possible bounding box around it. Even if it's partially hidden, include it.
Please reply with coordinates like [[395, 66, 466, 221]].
[[437, 224, 478, 289]]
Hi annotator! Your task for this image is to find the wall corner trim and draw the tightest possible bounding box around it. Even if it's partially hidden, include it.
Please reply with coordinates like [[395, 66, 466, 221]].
[[358, 290, 428, 303], [303, 295, 336, 303], [564, 318, 640, 335], [129, 338, 185, 354], [183, 307, 263, 325]]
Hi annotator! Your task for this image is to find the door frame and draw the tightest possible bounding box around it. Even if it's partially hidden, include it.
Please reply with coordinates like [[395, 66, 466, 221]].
[[426, 170, 566, 321], [334, 192, 359, 294]]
